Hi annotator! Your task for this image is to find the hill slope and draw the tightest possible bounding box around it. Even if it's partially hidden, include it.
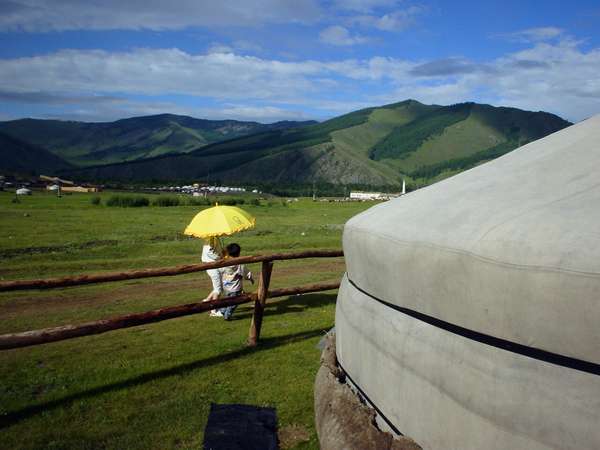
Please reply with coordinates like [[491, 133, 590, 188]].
[[64, 100, 570, 187], [0, 132, 72, 175], [370, 102, 570, 180], [0, 114, 316, 167]]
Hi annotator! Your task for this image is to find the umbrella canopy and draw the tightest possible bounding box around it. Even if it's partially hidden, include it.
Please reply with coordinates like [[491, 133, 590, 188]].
[[184, 204, 255, 239]]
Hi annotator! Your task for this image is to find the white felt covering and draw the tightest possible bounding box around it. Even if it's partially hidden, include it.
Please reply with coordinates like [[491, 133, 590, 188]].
[[337, 116, 600, 449]]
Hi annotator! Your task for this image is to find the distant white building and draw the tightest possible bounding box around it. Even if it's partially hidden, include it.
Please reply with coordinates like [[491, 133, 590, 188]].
[[350, 180, 406, 201], [350, 191, 388, 200], [350, 191, 407, 201], [16, 187, 32, 195]]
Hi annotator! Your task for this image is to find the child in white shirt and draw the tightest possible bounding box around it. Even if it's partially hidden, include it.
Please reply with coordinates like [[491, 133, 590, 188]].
[[215, 243, 253, 320]]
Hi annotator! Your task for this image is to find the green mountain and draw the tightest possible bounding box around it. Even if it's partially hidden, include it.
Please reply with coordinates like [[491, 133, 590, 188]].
[[0, 114, 317, 167], [0, 132, 72, 175], [369, 102, 570, 181], [63, 100, 570, 187]]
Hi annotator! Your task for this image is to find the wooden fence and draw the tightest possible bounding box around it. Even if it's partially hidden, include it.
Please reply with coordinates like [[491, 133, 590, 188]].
[[0, 250, 343, 350]]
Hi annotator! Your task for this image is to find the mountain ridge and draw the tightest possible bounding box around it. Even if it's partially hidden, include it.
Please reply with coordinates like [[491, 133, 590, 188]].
[[0, 101, 571, 188], [0, 114, 317, 167], [0, 131, 73, 175]]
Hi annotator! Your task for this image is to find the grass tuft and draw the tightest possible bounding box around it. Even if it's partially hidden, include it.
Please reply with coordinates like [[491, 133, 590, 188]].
[[151, 196, 180, 207], [106, 195, 150, 207]]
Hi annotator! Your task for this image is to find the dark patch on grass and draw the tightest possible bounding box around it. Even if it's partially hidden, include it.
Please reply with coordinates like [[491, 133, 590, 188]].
[[230, 293, 337, 321], [0, 240, 120, 259], [203, 403, 278, 450], [148, 233, 189, 242], [244, 230, 274, 237]]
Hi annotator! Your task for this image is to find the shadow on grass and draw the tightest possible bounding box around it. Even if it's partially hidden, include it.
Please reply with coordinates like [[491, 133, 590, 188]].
[[230, 293, 337, 321], [0, 327, 329, 429]]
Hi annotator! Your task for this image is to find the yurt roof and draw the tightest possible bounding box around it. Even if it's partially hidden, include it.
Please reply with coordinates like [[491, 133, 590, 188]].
[[343, 115, 600, 364]]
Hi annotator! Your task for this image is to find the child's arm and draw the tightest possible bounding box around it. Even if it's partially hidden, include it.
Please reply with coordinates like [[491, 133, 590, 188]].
[[241, 265, 254, 284]]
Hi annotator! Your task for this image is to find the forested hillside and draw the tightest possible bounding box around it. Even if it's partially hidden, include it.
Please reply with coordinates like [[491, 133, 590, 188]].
[[0, 132, 72, 175], [0, 114, 316, 166], [62, 100, 570, 187]]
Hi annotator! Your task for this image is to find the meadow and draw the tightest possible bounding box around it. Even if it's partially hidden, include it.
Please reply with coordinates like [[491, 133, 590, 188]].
[[0, 190, 372, 450]]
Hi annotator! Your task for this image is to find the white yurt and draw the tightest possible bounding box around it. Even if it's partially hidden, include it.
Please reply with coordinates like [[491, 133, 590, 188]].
[[15, 187, 32, 195], [335, 115, 600, 449]]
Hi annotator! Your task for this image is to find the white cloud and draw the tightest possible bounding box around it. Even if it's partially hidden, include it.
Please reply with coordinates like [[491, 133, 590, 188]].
[[324, 56, 413, 80], [7, 97, 311, 123], [206, 41, 264, 55], [319, 25, 368, 46], [496, 27, 564, 43], [384, 81, 473, 107], [481, 40, 600, 120], [206, 43, 234, 54], [0, 0, 322, 31], [410, 58, 481, 76], [0, 49, 326, 101], [216, 105, 310, 122], [349, 6, 424, 31], [397, 39, 600, 121], [231, 40, 264, 54], [331, 0, 400, 13], [0, 38, 599, 122], [0, 90, 124, 105]]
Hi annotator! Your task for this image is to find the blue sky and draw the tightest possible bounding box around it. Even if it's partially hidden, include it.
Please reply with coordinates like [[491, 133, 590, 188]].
[[0, 0, 599, 123]]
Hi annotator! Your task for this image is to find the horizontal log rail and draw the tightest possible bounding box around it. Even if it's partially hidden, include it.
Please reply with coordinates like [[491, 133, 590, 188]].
[[0, 281, 340, 350], [0, 249, 343, 292]]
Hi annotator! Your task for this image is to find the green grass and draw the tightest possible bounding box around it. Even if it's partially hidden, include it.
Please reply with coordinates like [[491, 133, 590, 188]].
[[0, 191, 373, 449]]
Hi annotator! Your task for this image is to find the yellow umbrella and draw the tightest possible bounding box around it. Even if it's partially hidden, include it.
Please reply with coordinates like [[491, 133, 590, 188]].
[[183, 204, 256, 239]]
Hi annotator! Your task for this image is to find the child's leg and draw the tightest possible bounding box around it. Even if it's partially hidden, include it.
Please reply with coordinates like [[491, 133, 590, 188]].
[[220, 291, 242, 320], [222, 305, 238, 320]]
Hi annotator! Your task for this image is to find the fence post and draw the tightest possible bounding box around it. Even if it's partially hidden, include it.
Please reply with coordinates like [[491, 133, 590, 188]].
[[247, 261, 274, 347]]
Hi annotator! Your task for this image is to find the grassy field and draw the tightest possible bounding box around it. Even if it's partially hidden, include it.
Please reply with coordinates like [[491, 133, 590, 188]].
[[0, 191, 373, 449]]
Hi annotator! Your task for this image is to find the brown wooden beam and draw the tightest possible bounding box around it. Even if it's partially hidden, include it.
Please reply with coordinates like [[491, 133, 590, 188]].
[[0, 250, 343, 292], [0, 281, 340, 350], [0, 294, 254, 350]]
